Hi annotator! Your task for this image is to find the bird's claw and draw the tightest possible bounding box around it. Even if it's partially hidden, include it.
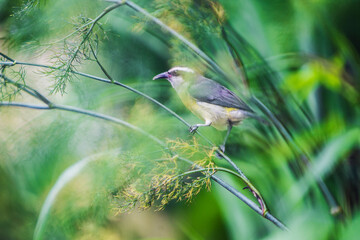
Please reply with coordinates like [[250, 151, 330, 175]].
[[219, 144, 225, 153], [214, 145, 226, 159], [189, 125, 198, 134]]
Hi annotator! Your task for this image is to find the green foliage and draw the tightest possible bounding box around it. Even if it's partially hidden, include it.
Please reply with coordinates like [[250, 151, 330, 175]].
[[114, 138, 216, 213], [12, 0, 40, 19], [1, 0, 360, 239], [46, 15, 106, 94], [0, 64, 26, 101]]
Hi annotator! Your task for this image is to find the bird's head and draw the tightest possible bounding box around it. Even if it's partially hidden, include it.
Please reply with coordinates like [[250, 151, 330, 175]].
[[152, 67, 196, 89]]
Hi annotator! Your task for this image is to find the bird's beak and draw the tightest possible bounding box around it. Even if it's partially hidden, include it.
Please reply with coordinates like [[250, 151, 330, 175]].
[[152, 71, 169, 80]]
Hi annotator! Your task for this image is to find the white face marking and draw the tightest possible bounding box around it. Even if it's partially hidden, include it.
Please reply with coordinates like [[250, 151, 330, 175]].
[[168, 66, 195, 73]]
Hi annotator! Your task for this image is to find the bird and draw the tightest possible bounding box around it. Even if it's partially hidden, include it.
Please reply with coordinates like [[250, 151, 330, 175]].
[[153, 66, 265, 152]]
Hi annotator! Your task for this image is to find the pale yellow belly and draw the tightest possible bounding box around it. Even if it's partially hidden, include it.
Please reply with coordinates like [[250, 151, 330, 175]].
[[176, 90, 247, 130], [189, 101, 246, 130]]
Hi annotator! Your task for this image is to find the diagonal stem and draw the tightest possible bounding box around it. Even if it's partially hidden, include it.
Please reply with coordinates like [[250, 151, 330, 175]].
[[0, 101, 164, 146], [1, 101, 288, 231], [89, 42, 113, 81]]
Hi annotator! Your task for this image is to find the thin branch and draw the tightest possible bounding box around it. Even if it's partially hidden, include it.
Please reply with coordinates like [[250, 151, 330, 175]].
[[0, 52, 15, 62], [0, 74, 52, 105], [0, 102, 49, 110], [89, 43, 113, 81], [0, 101, 164, 146], [210, 175, 288, 231]]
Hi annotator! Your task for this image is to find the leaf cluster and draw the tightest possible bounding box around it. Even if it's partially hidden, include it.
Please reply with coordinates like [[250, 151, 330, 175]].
[[113, 138, 216, 213]]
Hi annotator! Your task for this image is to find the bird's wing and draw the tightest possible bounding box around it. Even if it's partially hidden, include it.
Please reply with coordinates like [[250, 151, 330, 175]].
[[188, 76, 253, 112]]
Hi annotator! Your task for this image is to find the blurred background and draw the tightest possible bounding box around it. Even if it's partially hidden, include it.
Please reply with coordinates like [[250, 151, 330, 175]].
[[0, 0, 360, 239]]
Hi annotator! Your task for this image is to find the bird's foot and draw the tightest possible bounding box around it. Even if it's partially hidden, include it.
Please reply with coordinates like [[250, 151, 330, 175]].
[[215, 145, 225, 159], [219, 144, 225, 153], [189, 125, 198, 134]]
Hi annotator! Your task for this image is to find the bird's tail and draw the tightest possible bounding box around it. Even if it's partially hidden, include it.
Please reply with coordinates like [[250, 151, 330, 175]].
[[243, 112, 270, 125]]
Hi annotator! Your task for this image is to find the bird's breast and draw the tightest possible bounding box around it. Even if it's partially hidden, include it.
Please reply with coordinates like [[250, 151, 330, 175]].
[[193, 102, 246, 130], [176, 90, 247, 130]]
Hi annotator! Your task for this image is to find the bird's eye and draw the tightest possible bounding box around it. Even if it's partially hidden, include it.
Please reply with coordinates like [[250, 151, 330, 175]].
[[172, 70, 179, 76]]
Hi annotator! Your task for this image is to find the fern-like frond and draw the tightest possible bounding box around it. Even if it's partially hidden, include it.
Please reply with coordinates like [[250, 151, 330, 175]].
[[0, 64, 26, 101], [46, 15, 105, 94]]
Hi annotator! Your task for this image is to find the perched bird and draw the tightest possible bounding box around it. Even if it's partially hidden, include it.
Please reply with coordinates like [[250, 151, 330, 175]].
[[153, 66, 263, 152]]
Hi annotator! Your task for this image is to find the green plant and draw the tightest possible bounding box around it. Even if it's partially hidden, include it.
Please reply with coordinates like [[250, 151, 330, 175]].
[[1, 0, 359, 239]]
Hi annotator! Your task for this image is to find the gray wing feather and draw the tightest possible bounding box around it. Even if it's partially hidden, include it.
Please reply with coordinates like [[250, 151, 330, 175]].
[[188, 76, 252, 112]]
